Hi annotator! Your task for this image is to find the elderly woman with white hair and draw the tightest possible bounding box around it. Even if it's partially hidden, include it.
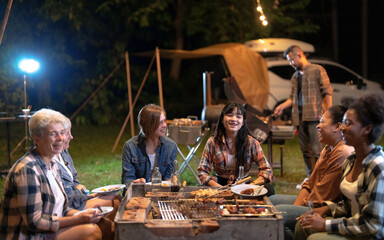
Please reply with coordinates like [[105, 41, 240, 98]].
[[55, 116, 120, 214], [0, 108, 102, 240]]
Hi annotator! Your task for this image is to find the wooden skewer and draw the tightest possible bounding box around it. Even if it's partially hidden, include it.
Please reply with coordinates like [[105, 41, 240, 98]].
[[204, 176, 253, 199], [234, 176, 252, 185]]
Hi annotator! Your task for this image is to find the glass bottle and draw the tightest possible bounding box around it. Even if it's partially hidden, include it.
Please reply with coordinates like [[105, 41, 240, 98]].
[[171, 159, 181, 192], [151, 167, 162, 192], [236, 166, 245, 182]]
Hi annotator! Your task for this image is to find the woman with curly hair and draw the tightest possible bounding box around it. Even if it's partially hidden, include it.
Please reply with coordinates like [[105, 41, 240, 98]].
[[295, 93, 384, 239], [197, 102, 274, 195]]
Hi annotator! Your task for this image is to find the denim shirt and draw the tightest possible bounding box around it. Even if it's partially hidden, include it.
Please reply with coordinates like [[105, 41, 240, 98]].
[[121, 134, 177, 185], [56, 150, 88, 210]]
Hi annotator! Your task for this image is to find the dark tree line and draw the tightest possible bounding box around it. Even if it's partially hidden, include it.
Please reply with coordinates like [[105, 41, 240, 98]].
[[0, 0, 319, 124]]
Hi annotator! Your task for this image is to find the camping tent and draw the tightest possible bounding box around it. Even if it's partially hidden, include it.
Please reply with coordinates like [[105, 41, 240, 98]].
[[137, 43, 269, 111]]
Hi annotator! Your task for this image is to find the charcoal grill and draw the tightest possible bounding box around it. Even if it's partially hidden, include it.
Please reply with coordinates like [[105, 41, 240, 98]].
[[115, 184, 284, 239]]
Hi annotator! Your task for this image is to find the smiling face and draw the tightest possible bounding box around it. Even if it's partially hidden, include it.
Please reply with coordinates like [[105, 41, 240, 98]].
[[34, 122, 66, 158], [154, 113, 167, 138], [222, 108, 244, 134], [317, 111, 339, 146], [340, 109, 365, 147]]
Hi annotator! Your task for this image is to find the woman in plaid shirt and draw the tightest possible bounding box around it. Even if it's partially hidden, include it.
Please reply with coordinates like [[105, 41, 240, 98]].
[[295, 93, 384, 239], [0, 109, 103, 240], [197, 102, 274, 195]]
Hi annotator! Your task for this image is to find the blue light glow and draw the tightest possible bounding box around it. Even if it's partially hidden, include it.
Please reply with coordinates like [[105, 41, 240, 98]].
[[18, 59, 40, 74]]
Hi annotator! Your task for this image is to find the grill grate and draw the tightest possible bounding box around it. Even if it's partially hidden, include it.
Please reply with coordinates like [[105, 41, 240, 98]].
[[158, 199, 220, 220], [158, 200, 187, 220]]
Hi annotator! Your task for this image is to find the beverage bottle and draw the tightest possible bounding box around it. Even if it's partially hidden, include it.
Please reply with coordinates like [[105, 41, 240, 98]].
[[236, 166, 245, 182], [171, 160, 181, 192], [151, 167, 162, 192]]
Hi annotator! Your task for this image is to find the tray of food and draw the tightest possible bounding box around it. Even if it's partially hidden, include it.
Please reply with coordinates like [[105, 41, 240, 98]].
[[168, 116, 207, 145], [219, 204, 275, 217]]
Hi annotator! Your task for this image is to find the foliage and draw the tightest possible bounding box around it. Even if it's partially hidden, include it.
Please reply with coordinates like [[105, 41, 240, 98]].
[[0, 0, 319, 123]]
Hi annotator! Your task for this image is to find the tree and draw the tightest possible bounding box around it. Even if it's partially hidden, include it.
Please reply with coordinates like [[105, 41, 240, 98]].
[[0, 0, 319, 123]]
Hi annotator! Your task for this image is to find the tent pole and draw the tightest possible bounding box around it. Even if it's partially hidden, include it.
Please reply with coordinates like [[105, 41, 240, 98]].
[[0, 0, 13, 46], [155, 47, 164, 108], [111, 54, 156, 154], [125, 51, 135, 137]]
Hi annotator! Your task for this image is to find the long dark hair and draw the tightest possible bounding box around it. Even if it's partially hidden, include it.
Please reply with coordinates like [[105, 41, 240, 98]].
[[214, 102, 252, 174]]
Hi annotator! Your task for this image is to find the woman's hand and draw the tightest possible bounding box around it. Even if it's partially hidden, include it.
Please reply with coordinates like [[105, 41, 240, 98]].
[[133, 178, 146, 183], [207, 180, 222, 187], [299, 212, 326, 231], [76, 209, 102, 224], [250, 177, 265, 185], [76, 184, 87, 191]]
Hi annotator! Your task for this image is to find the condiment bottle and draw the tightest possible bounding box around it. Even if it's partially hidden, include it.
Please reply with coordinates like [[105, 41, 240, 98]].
[[171, 159, 181, 192]]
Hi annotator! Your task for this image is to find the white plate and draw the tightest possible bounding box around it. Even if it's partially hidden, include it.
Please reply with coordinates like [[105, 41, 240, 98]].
[[91, 184, 125, 195], [74, 206, 114, 216], [231, 184, 267, 197]]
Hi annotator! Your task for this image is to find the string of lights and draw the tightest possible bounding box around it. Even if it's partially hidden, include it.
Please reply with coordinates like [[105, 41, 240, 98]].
[[255, 0, 268, 26]]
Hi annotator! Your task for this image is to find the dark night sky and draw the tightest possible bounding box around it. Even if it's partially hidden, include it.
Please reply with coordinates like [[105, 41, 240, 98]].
[[304, 0, 384, 84]]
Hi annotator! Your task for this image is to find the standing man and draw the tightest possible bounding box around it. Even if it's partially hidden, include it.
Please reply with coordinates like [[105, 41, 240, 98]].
[[274, 45, 332, 179]]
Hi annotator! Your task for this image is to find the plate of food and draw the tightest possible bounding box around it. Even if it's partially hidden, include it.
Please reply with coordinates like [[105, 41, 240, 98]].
[[74, 206, 114, 217], [231, 184, 267, 197], [91, 184, 125, 195]]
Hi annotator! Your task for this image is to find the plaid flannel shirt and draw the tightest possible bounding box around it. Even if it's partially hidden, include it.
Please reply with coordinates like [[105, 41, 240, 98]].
[[197, 135, 272, 185], [0, 150, 71, 240], [289, 64, 333, 126], [325, 146, 384, 238]]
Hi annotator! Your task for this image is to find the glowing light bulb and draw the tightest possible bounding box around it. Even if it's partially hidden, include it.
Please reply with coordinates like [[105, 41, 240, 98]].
[[262, 20, 268, 26], [256, 6, 262, 12], [260, 15, 265, 21]]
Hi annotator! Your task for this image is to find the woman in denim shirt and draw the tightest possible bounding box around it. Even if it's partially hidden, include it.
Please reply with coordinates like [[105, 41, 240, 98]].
[[121, 104, 177, 185]]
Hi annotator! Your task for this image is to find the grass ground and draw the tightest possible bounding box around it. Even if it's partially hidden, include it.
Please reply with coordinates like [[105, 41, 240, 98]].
[[1, 122, 382, 198]]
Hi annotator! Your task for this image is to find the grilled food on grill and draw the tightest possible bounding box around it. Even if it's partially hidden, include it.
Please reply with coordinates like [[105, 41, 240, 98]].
[[191, 188, 219, 197], [226, 201, 240, 214], [242, 207, 258, 214]]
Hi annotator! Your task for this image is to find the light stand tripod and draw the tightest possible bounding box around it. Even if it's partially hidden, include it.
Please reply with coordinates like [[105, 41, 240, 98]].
[[10, 74, 31, 159], [9, 58, 39, 160]]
